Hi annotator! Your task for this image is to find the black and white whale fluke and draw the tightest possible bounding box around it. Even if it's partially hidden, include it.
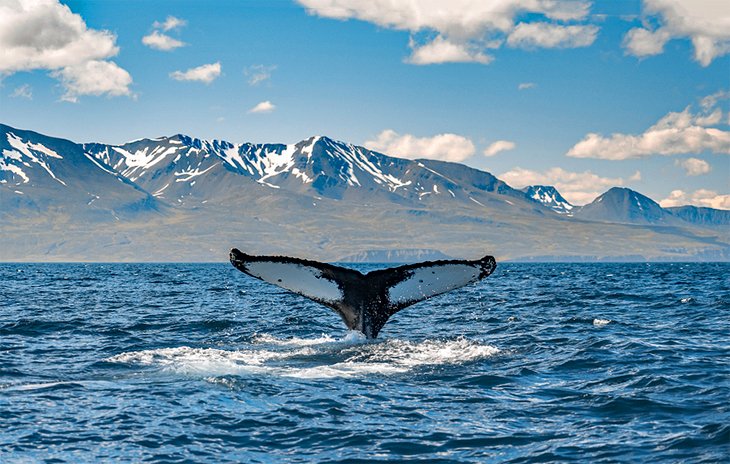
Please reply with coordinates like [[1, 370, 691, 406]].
[[229, 248, 497, 339]]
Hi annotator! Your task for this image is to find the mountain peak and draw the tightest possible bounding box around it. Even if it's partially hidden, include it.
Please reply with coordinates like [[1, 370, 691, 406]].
[[602, 186, 637, 196], [594, 187, 658, 209], [575, 186, 681, 225], [523, 185, 574, 215]]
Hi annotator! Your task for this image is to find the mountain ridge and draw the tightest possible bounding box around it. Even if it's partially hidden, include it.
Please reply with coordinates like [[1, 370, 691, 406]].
[[1, 123, 728, 262]]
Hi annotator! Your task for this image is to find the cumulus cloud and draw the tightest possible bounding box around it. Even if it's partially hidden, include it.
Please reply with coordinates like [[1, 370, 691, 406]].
[[499, 167, 631, 205], [660, 189, 730, 209], [10, 84, 32, 99], [170, 62, 221, 84], [365, 129, 476, 162], [407, 36, 493, 65], [622, 27, 671, 57], [567, 92, 730, 160], [153, 16, 186, 32], [297, 0, 595, 65], [143, 16, 186, 51], [483, 140, 516, 157], [142, 31, 185, 51], [518, 82, 536, 90], [0, 0, 131, 101], [0, 0, 117, 72], [51, 60, 132, 103], [245, 64, 276, 86], [248, 100, 276, 114], [675, 158, 711, 176], [506, 23, 598, 49], [623, 0, 730, 66]]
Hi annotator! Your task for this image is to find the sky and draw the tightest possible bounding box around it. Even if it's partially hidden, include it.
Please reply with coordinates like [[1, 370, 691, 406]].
[[0, 0, 728, 207]]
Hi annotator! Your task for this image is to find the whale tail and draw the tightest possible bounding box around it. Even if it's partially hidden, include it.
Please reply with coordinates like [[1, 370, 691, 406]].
[[230, 249, 496, 338]]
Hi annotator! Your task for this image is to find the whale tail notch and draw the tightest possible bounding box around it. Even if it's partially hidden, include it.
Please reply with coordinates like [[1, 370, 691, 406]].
[[230, 248, 496, 338]]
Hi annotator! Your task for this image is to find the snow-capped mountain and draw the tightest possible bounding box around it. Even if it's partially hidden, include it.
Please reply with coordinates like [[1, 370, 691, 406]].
[[1, 123, 728, 262], [0, 124, 158, 219], [573, 187, 683, 225], [82, 131, 541, 212], [523, 185, 574, 215]]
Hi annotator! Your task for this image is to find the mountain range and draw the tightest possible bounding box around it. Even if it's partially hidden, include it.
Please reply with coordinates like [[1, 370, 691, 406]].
[[1, 123, 728, 262]]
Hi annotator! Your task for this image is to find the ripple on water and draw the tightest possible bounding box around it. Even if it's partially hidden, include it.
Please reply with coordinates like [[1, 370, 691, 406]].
[[0, 262, 728, 463]]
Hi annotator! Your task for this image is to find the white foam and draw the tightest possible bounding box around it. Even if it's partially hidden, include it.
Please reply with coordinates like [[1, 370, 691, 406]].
[[251, 330, 366, 346], [346, 337, 500, 368], [107, 334, 499, 379], [593, 318, 611, 327], [2, 381, 72, 391]]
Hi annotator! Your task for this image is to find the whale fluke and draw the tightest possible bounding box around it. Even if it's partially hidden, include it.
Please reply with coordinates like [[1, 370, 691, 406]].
[[230, 249, 496, 338]]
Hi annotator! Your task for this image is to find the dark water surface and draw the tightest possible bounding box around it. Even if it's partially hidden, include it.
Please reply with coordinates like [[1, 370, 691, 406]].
[[1, 263, 728, 463]]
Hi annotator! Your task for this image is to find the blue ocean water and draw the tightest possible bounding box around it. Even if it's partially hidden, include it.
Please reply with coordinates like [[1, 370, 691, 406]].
[[0, 262, 728, 463]]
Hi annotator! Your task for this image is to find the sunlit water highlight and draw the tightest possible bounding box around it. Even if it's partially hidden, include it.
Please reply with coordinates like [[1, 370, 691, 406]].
[[1, 263, 728, 462]]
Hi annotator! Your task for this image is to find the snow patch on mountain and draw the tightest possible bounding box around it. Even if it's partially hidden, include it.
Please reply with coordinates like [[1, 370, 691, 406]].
[[0, 156, 29, 183], [257, 144, 297, 187], [321, 138, 411, 191], [174, 164, 218, 183], [110, 144, 180, 180], [7, 133, 62, 160], [3, 132, 66, 186], [300, 136, 319, 158]]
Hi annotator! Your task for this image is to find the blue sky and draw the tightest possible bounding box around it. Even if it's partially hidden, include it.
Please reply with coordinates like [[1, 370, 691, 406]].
[[1, 0, 728, 206]]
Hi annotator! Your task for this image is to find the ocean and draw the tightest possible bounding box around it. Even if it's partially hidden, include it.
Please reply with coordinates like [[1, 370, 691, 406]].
[[1, 262, 728, 463]]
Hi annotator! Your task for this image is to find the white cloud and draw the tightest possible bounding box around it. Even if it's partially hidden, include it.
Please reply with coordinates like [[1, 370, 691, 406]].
[[407, 36, 492, 65], [483, 140, 516, 157], [142, 31, 185, 51], [297, 0, 595, 65], [144, 16, 186, 51], [245, 64, 276, 86], [660, 189, 730, 209], [622, 27, 671, 57], [170, 62, 221, 84], [10, 84, 32, 99], [153, 16, 186, 32], [499, 167, 630, 205], [51, 60, 132, 103], [700, 90, 730, 111], [0, 0, 132, 100], [675, 157, 711, 176], [518, 82, 536, 90], [249, 100, 276, 114], [506, 23, 598, 49], [365, 129, 475, 162], [0, 0, 118, 72], [567, 93, 730, 159], [623, 0, 730, 66]]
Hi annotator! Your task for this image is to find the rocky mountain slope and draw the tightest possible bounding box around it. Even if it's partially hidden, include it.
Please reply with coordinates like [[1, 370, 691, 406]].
[[572, 187, 684, 226], [665, 205, 730, 228]]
